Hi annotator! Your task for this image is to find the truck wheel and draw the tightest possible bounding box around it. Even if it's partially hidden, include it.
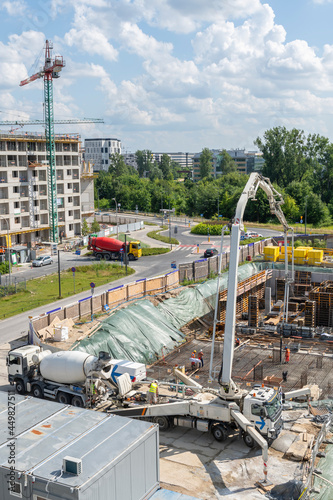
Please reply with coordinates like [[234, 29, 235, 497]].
[[212, 424, 227, 442], [153, 416, 170, 431], [57, 392, 70, 404], [96, 254, 103, 261], [243, 432, 255, 448], [32, 385, 43, 399], [15, 380, 25, 395], [128, 253, 135, 261], [104, 254, 111, 261], [72, 396, 84, 407]]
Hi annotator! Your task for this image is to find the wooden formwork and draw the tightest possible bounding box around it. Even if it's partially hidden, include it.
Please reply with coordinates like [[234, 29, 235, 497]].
[[309, 281, 333, 327], [219, 270, 268, 323], [248, 295, 259, 327], [276, 278, 285, 301], [295, 270, 312, 285], [305, 300, 316, 327]]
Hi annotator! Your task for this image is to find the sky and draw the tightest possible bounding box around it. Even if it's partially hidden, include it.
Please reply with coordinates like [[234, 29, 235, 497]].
[[1, 0, 333, 154]]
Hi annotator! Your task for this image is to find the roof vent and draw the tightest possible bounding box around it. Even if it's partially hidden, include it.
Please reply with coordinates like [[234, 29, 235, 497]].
[[63, 456, 82, 475]]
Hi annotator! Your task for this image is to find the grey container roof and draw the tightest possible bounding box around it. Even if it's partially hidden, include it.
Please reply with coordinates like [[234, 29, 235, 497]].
[[0, 393, 156, 488]]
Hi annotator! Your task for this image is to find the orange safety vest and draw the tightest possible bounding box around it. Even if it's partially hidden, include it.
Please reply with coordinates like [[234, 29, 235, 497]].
[[285, 348, 290, 359], [191, 352, 196, 358], [149, 383, 157, 394]]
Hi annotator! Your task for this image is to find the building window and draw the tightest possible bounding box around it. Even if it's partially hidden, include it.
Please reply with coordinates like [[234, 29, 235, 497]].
[[68, 197, 72, 203], [13, 186, 19, 193], [69, 224, 73, 231], [67, 169, 71, 176], [12, 171, 18, 178], [9, 481, 22, 497], [14, 202, 19, 208], [68, 210, 73, 216], [14, 217, 20, 224], [32, 170, 38, 177], [67, 183, 72, 189]]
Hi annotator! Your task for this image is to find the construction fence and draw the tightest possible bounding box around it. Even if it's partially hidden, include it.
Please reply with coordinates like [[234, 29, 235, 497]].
[[29, 239, 270, 337]]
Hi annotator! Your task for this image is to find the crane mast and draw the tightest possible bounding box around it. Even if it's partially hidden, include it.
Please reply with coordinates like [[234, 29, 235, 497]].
[[20, 40, 65, 243]]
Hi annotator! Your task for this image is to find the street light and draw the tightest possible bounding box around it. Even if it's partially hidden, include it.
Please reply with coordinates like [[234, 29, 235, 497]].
[[124, 231, 130, 276], [0, 216, 11, 285], [112, 198, 118, 238]]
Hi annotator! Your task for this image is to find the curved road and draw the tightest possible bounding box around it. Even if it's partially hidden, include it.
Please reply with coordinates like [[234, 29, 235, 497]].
[[0, 219, 281, 344]]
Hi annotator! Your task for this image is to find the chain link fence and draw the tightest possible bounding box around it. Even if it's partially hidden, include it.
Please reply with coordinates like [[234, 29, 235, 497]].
[[0, 275, 26, 297]]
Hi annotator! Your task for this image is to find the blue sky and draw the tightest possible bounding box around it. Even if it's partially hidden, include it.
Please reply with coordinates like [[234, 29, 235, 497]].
[[1, 0, 333, 154]]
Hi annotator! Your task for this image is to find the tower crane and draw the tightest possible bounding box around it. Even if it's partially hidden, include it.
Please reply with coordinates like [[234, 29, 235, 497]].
[[10, 40, 104, 243]]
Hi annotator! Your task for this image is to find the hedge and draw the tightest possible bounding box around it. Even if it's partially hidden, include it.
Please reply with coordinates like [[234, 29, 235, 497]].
[[191, 223, 230, 236]]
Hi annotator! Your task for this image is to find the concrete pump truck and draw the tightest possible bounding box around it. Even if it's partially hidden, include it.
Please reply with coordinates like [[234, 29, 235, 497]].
[[111, 174, 311, 481]]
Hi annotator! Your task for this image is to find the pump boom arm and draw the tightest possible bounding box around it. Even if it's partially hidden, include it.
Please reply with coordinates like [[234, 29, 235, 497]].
[[219, 173, 291, 396]]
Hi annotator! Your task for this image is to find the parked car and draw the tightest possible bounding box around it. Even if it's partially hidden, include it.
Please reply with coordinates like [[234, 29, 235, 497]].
[[204, 248, 218, 258], [32, 256, 53, 267], [243, 231, 263, 239]]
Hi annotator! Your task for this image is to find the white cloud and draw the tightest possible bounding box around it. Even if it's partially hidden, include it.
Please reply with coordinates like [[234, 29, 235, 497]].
[[64, 28, 118, 61], [1, 0, 27, 16]]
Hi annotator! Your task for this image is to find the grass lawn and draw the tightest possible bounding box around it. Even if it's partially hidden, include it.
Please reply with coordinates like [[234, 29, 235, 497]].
[[0, 262, 134, 320]]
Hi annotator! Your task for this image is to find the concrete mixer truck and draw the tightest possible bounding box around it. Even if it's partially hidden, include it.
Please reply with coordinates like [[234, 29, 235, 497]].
[[7, 346, 146, 408], [88, 236, 142, 261]]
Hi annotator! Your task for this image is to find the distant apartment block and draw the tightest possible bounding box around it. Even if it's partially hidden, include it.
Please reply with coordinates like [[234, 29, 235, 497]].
[[0, 132, 92, 251], [192, 148, 265, 181], [84, 137, 122, 172], [123, 153, 138, 170]]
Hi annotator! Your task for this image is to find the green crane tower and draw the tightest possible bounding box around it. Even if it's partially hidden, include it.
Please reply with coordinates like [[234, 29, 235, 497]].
[[19, 40, 65, 243]]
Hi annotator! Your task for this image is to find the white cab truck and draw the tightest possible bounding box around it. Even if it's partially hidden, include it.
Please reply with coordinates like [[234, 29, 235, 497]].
[[7, 345, 146, 408]]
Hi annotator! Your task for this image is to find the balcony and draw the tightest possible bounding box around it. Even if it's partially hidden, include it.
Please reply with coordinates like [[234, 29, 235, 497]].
[[19, 176, 28, 183]]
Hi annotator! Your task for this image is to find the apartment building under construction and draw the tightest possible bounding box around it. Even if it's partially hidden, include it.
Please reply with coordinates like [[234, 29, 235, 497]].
[[0, 132, 95, 250]]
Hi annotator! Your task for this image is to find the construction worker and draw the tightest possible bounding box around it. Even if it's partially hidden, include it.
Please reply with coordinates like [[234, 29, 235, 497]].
[[198, 350, 204, 368], [235, 338, 240, 347], [148, 380, 158, 404], [191, 350, 197, 370], [285, 347, 290, 364]]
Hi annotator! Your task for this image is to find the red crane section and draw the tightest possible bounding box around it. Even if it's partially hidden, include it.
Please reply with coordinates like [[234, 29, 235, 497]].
[[19, 40, 65, 87]]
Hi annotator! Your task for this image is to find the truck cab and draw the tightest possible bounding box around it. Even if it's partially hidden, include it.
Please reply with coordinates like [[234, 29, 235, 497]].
[[243, 387, 282, 444], [127, 241, 142, 260], [7, 345, 41, 394]]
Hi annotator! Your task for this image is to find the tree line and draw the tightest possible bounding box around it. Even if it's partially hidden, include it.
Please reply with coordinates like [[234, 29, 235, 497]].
[[95, 127, 333, 227]]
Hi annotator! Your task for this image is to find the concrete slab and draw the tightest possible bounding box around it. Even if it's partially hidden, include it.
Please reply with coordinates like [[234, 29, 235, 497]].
[[160, 449, 210, 467], [271, 430, 298, 453], [160, 459, 216, 500]]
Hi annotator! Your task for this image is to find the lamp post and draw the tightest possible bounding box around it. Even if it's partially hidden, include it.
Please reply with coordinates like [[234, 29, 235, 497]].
[[112, 198, 118, 238], [217, 192, 219, 219], [0, 216, 11, 285], [124, 231, 130, 276], [304, 196, 308, 236]]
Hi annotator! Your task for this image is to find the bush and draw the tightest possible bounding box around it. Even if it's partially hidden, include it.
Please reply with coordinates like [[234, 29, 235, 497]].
[[191, 223, 230, 236], [142, 248, 170, 256], [147, 230, 179, 245], [0, 261, 9, 274]]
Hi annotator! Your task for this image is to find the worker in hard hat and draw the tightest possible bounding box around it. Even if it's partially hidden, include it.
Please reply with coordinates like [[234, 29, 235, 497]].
[[235, 338, 240, 347], [147, 380, 158, 404], [191, 350, 197, 370]]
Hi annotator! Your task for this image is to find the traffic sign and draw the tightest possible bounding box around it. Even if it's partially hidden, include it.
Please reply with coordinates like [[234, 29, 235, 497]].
[[90, 282, 95, 288], [71, 267, 76, 273]]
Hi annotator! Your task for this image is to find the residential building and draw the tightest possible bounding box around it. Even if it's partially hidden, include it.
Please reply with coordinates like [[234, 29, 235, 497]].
[[225, 149, 247, 174], [84, 137, 122, 172], [0, 131, 90, 249], [246, 151, 265, 173], [123, 152, 138, 170], [192, 149, 222, 181]]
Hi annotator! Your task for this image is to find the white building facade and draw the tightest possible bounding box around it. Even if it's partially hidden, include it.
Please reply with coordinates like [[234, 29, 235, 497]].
[[84, 137, 122, 172]]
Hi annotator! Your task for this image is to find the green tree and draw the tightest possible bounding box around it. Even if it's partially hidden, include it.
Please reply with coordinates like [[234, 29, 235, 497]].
[[135, 150, 155, 177], [160, 154, 173, 180], [108, 153, 130, 177], [81, 219, 90, 236], [219, 150, 237, 174], [91, 218, 100, 233], [199, 148, 213, 179]]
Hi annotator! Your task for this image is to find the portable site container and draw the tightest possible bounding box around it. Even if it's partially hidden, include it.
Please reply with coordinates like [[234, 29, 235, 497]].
[[263, 246, 279, 262], [308, 249, 324, 265], [0, 392, 159, 500]]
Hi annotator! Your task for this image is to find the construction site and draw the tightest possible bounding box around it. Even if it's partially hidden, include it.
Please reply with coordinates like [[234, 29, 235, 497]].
[[3, 174, 332, 500]]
